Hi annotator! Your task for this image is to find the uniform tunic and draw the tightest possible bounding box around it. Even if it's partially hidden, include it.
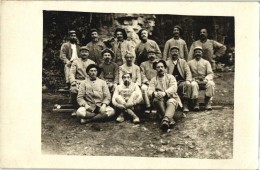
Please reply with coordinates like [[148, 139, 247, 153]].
[[99, 62, 119, 84], [163, 38, 188, 61], [140, 61, 157, 83], [86, 40, 106, 66], [188, 39, 226, 62], [135, 39, 162, 65], [112, 40, 135, 66], [119, 64, 141, 86]]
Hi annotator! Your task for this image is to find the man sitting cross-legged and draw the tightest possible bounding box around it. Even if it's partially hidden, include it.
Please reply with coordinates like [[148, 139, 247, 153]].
[[76, 64, 115, 124], [112, 72, 143, 124]]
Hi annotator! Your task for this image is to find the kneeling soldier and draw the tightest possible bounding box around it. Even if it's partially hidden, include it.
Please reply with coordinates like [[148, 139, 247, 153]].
[[76, 64, 115, 123], [148, 60, 181, 131], [112, 72, 143, 123]]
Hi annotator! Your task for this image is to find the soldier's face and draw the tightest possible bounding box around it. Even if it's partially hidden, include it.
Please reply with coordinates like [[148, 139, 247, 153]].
[[148, 53, 156, 62], [103, 52, 112, 63], [80, 50, 89, 59], [125, 54, 134, 65], [140, 30, 148, 40], [122, 74, 131, 86], [170, 49, 179, 60], [91, 32, 99, 40], [194, 49, 203, 60], [156, 63, 166, 76], [173, 27, 180, 37], [88, 68, 98, 79], [200, 29, 208, 39], [70, 33, 77, 43], [116, 31, 124, 41]]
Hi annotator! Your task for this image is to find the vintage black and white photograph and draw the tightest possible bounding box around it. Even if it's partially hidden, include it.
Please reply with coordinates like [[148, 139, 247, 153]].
[[41, 10, 235, 158]]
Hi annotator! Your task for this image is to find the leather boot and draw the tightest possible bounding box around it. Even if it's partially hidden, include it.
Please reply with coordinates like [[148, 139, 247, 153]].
[[182, 99, 189, 113], [127, 109, 140, 123], [205, 96, 212, 110], [193, 98, 200, 111], [116, 112, 125, 123]]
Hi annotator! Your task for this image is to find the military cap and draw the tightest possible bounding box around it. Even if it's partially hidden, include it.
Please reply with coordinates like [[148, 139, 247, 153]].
[[79, 46, 90, 51], [90, 28, 98, 33], [101, 48, 114, 57], [153, 59, 167, 70], [193, 46, 203, 51], [173, 25, 183, 33], [147, 48, 157, 54], [68, 30, 76, 35], [170, 46, 180, 51], [86, 64, 101, 76]]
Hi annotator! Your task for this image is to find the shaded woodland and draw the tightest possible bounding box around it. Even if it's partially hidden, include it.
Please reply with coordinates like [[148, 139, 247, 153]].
[[42, 11, 234, 90]]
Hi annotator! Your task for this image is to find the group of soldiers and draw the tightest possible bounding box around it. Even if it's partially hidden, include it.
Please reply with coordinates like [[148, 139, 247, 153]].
[[60, 25, 226, 131]]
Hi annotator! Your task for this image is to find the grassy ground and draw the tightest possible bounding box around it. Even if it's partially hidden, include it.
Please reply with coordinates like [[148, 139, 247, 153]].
[[42, 72, 234, 158]]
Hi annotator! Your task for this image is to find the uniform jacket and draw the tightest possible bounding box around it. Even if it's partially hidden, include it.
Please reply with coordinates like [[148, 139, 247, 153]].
[[69, 58, 95, 83], [140, 61, 157, 83], [77, 77, 111, 107], [135, 39, 162, 65], [163, 38, 188, 61], [188, 58, 214, 81], [166, 58, 192, 82], [99, 62, 119, 84], [119, 64, 141, 86], [112, 40, 135, 64], [86, 40, 106, 66], [60, 42, 80, 64], [188, 39, 226, 62]]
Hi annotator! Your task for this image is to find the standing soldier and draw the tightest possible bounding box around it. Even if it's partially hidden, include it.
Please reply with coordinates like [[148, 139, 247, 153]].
[[163, 25, 189, 61], [112, 28, 135, 66], [188, 28, 226, 70], [135, 29, 161, 65], [60, 30, 80, 89], [188, 46, 215, 110], [86, 28, 106, 67]]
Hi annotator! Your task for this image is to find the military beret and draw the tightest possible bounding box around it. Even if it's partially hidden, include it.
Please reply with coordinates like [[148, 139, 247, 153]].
[[170, 46, 180, 51], [86, 64, 101, 76], [101, 48, 114, 57], [193, 46, 203, 51], [79, 46, 90, 51], [153, 59, 167, 70], [173, 25, 183, 33], [68, 30, 76, 35]]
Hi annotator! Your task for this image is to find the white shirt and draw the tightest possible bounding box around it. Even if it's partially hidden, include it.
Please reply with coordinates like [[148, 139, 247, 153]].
[[70, 44, 78, 61]]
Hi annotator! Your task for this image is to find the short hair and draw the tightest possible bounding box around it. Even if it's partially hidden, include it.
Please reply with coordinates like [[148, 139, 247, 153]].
[[124, 51, 134, 58], [137, 28, 149, 40]]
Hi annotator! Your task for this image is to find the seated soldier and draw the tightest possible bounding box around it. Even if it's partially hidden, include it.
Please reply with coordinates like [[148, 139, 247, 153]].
[[119, 52, 141, 86], [148, 60, 181, 131], [112, 73, 143, 123], [76, 64, 115, 124], [69, 46, 95, 116], [166, 46, 193, 112], [188, 46, 215, 110], [99, 48, 119, 93], [140, 48, 158, 108]]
